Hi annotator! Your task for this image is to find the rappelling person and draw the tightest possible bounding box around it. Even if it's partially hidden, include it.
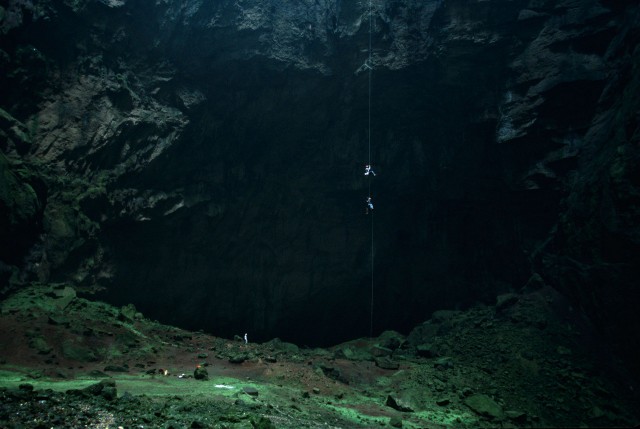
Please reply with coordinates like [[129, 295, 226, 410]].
[[366, 196, 374, 214], [364, 164, 376, 176]]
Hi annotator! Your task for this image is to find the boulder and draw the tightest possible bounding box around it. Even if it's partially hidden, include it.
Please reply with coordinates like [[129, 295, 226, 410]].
[[374, 357, 400, 370], [243, 386, 259, 397], [229, 353, 249, 364], [118, 303, 138, 322], [194, 366, 209, 380], [62, 340, 98, 362], [496, 293, 519, 312], [385, 395, 414, 413], [464, 394, 504, 419]]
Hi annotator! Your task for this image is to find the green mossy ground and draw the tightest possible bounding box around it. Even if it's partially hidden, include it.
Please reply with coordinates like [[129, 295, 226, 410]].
[[1, 283, 639, 428]]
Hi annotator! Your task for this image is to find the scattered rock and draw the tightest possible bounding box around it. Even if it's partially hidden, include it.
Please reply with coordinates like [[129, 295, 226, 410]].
[[436, 398, 450, 406], [29, 336, 52, 354], [48, 314, 70, 326], [173, 333, 192, 342], [464, 394, 504, 419], [522, 273, 545, 292], [118, 303, 137, 322], [517, 9, 547, 21], [104, 365, 129, 372], [371, 345, 393, 357], [333, 345, 373, 361], [194, 366, 209, 380], [229, 353, 248, 364], [243, 386, 259, 397], [250, 416, 276, 429], [334, 347, 356, 360], [431, 310, 460, 323], [53, 286, 76, 311], [378, 330, 404, 350], [557, 345, 572, 356], [590, 405, 605, 419], [81, 381, 104, 396], [77, 379, 117, 401], [406, 322, 439, 347], [496, 293, 519, 312], [374, 357, 400, 370], [62, 340, 98, 362], [416, 343, 437, 358], [220, 414, 242, 423], [53, 370, 69, 378], [434, 357, 453, 370], [505, 410, 527, 422], [265, 338, 299, 354], [389, 415, 403, 428], [101, 385, 117, 400], [385, 395, 414, 412], [317, 364, 349, 384]]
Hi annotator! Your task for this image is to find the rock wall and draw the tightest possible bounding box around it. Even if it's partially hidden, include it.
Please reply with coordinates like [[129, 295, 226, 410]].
[[1, 0, 638, 370]]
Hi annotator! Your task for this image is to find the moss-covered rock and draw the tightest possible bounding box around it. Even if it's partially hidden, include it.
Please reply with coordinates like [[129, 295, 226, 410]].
[[250, 417, 276, 429], [28, 336, 52, 354], [194, 366, 209, 380], [0, 108, 31, 153], [464, 394, 504, 419], [62, 339, 98, 362], [0, 151, 43, 266], [0, 154, 38, 221]]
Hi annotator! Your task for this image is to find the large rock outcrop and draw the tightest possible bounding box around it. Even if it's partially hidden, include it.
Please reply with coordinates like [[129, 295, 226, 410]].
[[1, 0, 639, 372]]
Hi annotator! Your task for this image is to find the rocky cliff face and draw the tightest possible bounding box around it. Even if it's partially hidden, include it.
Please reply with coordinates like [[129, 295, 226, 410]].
[[1, 0, 639, 371]]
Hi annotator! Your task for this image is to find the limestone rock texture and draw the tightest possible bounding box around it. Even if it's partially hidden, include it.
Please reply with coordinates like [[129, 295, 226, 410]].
[[1, 0, 639, 372]]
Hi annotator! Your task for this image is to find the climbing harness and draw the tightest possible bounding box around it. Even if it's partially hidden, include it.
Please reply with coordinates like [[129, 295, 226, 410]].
[[364, 0, 375, 339]]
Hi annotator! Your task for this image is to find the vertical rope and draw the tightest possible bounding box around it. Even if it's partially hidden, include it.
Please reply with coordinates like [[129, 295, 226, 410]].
[[368, 0, 374, 339], [368, 0, 372, 167], [370, 201, 374, 338]]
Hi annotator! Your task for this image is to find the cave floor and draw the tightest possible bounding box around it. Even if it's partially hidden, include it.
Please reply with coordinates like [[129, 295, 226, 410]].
[[1, 284, 639, 428]]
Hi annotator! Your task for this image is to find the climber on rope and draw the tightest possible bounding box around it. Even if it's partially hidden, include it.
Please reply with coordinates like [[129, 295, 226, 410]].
[[355, 60, 374, 75], [366, 196, 374, 214], [364, 164, 376, 176]]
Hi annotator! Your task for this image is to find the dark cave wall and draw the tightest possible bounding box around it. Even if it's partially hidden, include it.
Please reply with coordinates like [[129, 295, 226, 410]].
[[540, 11, 640, 374], [0, 0, 639, 361]]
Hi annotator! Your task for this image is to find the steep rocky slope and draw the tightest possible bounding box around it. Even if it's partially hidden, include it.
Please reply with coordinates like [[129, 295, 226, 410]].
[[1, 0, 639, 374]]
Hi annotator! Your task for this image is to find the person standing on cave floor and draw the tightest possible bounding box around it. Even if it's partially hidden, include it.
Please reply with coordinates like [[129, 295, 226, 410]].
[[366, 196, 374, 214]]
